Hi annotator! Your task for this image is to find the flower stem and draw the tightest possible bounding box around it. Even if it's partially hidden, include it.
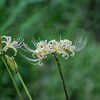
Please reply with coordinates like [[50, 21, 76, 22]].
[[16, 72, 32, 100], [1, 56, 23, 100], [54, 55, 69, 100]]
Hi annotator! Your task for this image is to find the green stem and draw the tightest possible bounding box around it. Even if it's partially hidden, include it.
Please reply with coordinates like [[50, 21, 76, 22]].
[[17, 72, 32, 100], [54, 55, 69, 100], [1, 56, 23, 100]]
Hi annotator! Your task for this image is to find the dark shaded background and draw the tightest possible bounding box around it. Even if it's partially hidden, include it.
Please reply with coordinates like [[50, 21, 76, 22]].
[[0, 0, 100, 100]]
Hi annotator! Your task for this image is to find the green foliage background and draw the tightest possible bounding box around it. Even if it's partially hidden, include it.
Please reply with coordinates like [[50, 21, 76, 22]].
[[0, 0, 100, 100]]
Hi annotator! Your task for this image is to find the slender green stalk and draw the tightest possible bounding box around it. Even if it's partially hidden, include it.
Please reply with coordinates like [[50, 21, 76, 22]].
[[17, 72, 32, 100], [1, 56, 23, 100], [54, 55, 69, 100]]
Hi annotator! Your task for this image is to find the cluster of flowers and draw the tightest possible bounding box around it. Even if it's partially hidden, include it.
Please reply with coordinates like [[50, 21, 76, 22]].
[[0, 35, 87, 66], [22, 37, 87, 66]]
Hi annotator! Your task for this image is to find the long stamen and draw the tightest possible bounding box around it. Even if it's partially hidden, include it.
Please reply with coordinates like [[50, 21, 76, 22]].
[[23, 43, 34, 52], [20, 53, 39, 62], [21, 47, 32, 52], [74, 37, 87, 52], [31, 38, 37, 48], [16, 38, 23, 47], [75, 37, 82, 48], [28, 61, 40, 66]]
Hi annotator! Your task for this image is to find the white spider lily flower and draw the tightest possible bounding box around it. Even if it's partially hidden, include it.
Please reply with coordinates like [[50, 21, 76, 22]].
[[35, 40, 48, 56], [58, 39, 75, 57], [58, 38, 87, 58], [47, 39, 59, 53], [47, 40, 69, 59], [1, 36, 23, 56], [47, 39, 75, 59], [58, 39, 72, 50], [22, 40, 49, 66]]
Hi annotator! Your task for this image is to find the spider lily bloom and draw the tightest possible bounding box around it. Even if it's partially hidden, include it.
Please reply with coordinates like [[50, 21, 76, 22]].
[[46, 39, 68, 59], [47, 39, 59, 55], [58, 39, 75, 58], [5, 55, 18, 73], [47, 39, 75, 59], [58, 38, 87, 59], [22, 40, 49, 66], [2, 36, 23, 56]]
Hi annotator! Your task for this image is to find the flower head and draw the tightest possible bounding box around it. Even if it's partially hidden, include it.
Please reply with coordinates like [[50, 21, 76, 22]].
[[22, 40, 49, 66], [1, 36, 23, 56], [21, 37, 87, 66], [35, 40, 48, 57], [58, 39, 72, 50], [47, 39, 59, 53]]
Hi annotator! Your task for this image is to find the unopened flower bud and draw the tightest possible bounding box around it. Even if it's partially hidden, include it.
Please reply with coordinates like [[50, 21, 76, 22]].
[[5, 55, 18, 73]]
